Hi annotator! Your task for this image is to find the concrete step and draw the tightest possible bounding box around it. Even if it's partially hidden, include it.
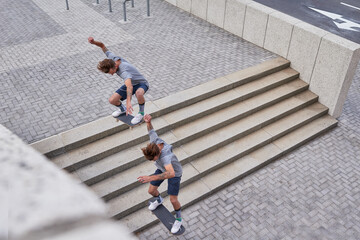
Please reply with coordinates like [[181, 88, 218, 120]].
[[28, 57, 338, 235], [31, 57, 290, 158], [119, 114, 337, 233], [58, 67, 299, 174], [105, 101, 327, 219], [72, 76, 305, 187]]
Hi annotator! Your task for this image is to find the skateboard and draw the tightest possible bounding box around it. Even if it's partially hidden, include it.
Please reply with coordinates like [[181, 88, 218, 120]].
[[149, 200, 185, 235], [115, 113, 143, 129]]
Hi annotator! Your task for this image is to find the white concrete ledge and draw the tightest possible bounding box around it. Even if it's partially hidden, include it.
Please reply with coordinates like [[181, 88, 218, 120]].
[[207, 0, 226, 28], [169, 0, 360, 118], [0, 124, 136, 240], [264, 11, 301, 57], [224, 0, 248, 37], [191, 0, 208, 20], [310, 34, 360, 117], [177, 0, 191, 12], [164, 0, 176, 6], [287, 22, 328, 84], [243, 2, 276, 47]]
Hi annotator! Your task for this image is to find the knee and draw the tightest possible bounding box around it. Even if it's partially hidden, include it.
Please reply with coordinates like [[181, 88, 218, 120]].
[[135, 90, 144, 98], [148, 188, 156, 196], [170, 196, 178, 204], [109, 96, 121, 105]]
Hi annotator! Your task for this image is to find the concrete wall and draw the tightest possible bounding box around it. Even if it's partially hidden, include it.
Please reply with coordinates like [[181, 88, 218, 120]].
[[163, 0, 360, 118], [0, 124, 137, 240]]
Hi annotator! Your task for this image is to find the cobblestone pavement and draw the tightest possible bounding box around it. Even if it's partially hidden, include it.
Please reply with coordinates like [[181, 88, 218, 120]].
[[1, 0, 360, 239], [0, 0, 275, 143], [137, 63, 360, 239]]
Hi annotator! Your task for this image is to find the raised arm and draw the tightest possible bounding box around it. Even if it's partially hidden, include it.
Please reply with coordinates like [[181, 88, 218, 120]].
[[144, 114, 154, 132], [88, 37, 108, 53]]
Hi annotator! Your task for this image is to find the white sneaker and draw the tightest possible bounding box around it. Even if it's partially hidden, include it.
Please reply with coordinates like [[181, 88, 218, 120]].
[[112, 106, 126, 117], [148, 198, 163, 211], [131, 113, 144, 125], [171, 219, 182, 234]]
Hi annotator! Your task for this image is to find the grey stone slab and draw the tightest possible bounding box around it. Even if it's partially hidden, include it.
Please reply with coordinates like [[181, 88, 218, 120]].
[[177, 0, 191, 12], [207, 0, 226, 28], [243, 2, 276, 47], [51, 117, 168, 170], [272, 115, 337, 152], [264, 11, 301, 58], [223, 57, 290, 83], [310, 33, 360, 118], [0, 125, 107, 240], [49, 221, 137, 240], [1, 0, 66, 48], [191, 0, 208, 20], [224, 0, 249, 37], [287, 22, 328, 84]]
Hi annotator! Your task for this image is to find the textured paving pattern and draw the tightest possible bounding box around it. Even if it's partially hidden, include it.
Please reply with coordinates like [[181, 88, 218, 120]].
[[0, 0, 275, 143], [1, 0, 360, 239], [137, 64, 360, 239]]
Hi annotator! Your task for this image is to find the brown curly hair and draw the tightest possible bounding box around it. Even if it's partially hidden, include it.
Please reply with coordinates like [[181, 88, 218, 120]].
[[97, 59, 115, 73], [142, 143, 160, 160]]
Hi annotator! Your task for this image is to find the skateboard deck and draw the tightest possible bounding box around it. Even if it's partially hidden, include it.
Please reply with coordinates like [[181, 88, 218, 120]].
[[115, 113, 143, 128], [149, 200, 185, 235]]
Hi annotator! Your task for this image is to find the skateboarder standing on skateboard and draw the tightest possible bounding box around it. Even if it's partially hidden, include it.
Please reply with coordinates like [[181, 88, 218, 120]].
[[88, 37, 149, 125], [138, 114, 183, 234]]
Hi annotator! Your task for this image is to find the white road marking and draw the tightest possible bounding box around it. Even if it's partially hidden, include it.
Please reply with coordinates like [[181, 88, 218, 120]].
[[309, 7, 360, 32], [341, 2, 360, 11]]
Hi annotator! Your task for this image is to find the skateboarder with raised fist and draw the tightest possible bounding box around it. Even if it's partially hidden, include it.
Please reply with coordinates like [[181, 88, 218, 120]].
[[88, 37, 149, 125], [137, 114, 184, 234]]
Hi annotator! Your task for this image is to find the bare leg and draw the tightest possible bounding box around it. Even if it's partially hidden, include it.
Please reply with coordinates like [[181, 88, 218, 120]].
[[135, 88, 145, 105], [148, 184, 160, 197], [109, 92, 123, 106], [170, 195, 181, 211]]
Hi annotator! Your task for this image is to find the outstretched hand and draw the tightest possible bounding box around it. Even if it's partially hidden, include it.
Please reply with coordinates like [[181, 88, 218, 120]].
[[88, 37, 94, 44], [126, 103, 133, 116], [144, 114, 152, 123], [137, 175, 151, 183]]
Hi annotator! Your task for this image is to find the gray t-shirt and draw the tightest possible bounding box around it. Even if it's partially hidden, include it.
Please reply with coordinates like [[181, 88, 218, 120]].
[[149, 129, 183, 177], [105, 51, 149, 87]]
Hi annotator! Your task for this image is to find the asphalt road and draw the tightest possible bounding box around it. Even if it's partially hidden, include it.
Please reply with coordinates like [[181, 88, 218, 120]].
[[253, 0, 360, 44]]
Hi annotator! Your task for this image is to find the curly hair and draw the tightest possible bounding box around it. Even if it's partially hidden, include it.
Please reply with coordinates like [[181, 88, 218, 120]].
[[142, 143, 160, 160], [97, 59, 115, 73]]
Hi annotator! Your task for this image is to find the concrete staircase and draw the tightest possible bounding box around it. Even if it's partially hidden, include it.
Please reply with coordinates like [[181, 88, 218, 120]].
[[31, 57, 337, 233]]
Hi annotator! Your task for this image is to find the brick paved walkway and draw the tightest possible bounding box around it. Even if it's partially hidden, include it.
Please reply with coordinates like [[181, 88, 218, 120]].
[[1, 0, 359, 239], [0, 0, 275, 143], [137, 63, 360, 239]]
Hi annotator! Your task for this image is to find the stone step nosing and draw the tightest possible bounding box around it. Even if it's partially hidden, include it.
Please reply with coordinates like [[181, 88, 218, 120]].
[[173, 84, 311, 160], [204, 121, 338, 198], [83, 156, 146, 186], [86, 86, 312, 190], [125, 117, 337, 233], [62, 75, 303, 173], [105, 101, 327, 217], [168, 71, 300, 131], [62, 124, 129, 156], [32, 58, 290, 157], [187, 106, 328, 183], [153, 58, 291, 117], [166, 80, 309, 152], [63, 134, 150, 172]]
